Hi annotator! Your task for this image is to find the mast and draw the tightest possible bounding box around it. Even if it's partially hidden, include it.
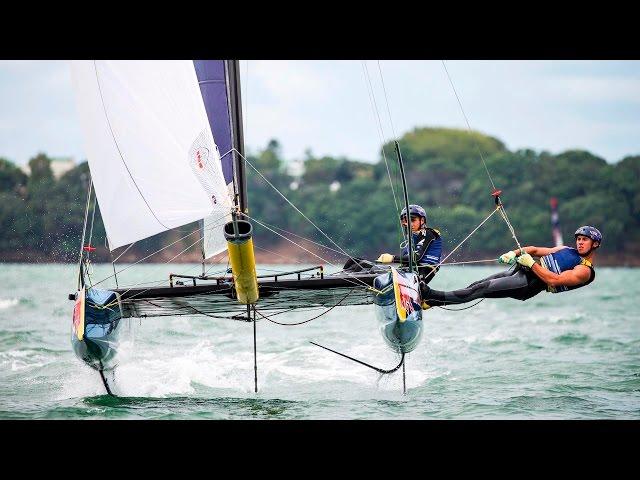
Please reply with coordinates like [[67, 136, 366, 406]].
[[227, 60, 248, 215], [225, 60, 258, 393], [394, 141, 414, 274]]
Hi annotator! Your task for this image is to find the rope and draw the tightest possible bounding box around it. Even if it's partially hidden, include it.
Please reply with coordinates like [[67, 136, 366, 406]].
[[112, 241, 137, 263], [245, 213, 378, 293], [441, 60, 496, 191], [497, 202, 523, 251], [77, 180, 93, 290], [254, 288, 355, 326], [441, 258, 497, 265], [435, 298, 485, 311], [238, 150, 375, 285], [422, 206, 501, 283], [84, 194, 99, 287], [362, 61, 403, 239], [97, 217, 231, 308], [90, 212, 230, 289], [441, 60, 523, 250], [252, 219, 347, 259], [377, 61, 397, 141]]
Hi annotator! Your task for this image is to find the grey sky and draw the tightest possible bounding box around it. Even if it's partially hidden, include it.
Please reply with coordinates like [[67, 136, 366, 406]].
[[1, 60, 639, 166]]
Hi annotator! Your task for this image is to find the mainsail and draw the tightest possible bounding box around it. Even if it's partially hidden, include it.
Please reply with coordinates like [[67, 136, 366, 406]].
[[70, 60, 232, 251], [193, 60, 244, 258]]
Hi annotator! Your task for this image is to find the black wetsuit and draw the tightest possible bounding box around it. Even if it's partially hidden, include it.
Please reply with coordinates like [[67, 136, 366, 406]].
[[420, 265, 547, 306]]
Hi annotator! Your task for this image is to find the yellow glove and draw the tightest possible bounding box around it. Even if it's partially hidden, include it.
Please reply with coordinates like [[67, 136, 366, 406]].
[[376, 253, 394, 263], [498, 250, 516, 265], [516, 253, 535, 268]]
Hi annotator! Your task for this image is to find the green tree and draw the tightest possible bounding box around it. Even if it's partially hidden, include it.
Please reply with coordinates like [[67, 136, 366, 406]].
[[0, 158, 27, 192]]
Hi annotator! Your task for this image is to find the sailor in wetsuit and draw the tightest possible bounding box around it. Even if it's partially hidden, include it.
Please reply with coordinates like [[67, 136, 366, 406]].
[[376, 204, 443, 285], [420, 225, 601, 307]]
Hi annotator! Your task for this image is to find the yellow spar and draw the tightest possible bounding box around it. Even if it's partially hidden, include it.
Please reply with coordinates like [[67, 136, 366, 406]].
[[224, 219, 259, 305]]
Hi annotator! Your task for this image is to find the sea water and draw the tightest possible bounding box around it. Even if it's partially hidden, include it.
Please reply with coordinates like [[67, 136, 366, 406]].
[[0, 263, 638, 419]]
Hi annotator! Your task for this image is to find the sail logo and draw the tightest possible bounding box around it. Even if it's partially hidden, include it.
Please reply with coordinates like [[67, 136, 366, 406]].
[[194, 147, 210, 170], [392, 268, 420, 322], [398, 282, 418, 316]]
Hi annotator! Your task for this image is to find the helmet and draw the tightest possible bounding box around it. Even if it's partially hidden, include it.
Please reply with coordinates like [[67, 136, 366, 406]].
[[574, 225, 602, 245], [400, 204, 427, 221]]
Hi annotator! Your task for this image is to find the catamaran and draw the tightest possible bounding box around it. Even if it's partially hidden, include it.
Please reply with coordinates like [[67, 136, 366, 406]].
[[68, 60, 425, 396]]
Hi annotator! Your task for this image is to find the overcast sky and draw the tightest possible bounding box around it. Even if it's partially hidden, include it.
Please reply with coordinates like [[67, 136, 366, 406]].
[[1, 60, 639, 166]]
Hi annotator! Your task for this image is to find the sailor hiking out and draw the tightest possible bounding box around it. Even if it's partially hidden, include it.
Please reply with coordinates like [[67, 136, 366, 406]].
[[420, 225, 601, 307]]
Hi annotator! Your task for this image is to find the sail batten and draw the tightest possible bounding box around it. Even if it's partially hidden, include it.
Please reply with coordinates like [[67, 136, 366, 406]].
[[71, 60, 232, 250]]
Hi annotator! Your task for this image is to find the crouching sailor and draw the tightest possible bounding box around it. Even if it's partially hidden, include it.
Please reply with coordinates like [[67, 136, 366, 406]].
[[420, 225, 601, 307], [376, 204, 443, 285]]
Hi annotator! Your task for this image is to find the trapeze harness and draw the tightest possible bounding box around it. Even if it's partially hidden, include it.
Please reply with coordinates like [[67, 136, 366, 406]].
[[394, 228, 443, 284], [421, 247, 595, 306]]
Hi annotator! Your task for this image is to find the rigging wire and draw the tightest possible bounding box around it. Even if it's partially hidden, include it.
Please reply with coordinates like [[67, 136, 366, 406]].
[[253, 244, 308, 266], [77, 180, 93, 290], [377, 60, 398, 141], [237, 149, 376, 284], [97, 229, 228, 309], [112, 241, 138, 263], [362, 61, 403, 237], [242, 60, 249, 144], [440, 60, 523, 250], [244, 213, 379, 293], [422, 205, 501, 283], [90, 212, 230, 289], [440, 258, 498, 266], [84, 193, 99, 287], [253, 219, 348, 259], [441, 60, 496, 191]]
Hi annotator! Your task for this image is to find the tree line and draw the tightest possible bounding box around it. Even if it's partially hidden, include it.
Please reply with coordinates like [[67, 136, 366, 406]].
[[1, 127, 638, 265]]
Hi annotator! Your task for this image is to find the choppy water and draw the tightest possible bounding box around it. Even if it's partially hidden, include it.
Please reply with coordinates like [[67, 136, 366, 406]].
[[1, 263, 638, 419]]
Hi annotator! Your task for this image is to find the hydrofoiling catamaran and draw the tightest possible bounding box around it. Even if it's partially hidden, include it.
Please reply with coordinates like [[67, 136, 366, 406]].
[[69, 60, 425, 396]]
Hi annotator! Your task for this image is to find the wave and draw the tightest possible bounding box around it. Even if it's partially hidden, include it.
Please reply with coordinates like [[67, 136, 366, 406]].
[[553, 332, 591, 344], [0, 298, 19, 310]]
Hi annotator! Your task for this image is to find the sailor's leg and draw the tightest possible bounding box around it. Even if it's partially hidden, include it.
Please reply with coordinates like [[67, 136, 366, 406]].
[[422, 269, 542, 306], [466, 265, 518, 288], [419, 266, 439, 286]]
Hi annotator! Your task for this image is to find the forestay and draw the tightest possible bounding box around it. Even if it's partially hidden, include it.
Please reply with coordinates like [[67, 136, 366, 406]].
[[70, 60, 232, 251]]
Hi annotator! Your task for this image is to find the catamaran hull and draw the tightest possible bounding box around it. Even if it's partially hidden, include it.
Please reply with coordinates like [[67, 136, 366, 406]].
[[71, 288, 123, 372], [372, 269, 423, 353]]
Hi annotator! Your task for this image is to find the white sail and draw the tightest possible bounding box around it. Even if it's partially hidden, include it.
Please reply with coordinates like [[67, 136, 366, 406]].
[[70, 60, 232, 250], [202, 213, 230, 259]]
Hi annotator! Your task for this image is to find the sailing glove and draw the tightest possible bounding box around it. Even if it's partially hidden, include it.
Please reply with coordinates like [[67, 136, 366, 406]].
[[498, 250, 517, 264], [377, 253, 394, 263], [516, 253, 535, 268]]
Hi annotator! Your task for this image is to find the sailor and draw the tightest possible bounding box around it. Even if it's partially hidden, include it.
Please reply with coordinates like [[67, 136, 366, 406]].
[[376, 204, 443, 284], [420, 225, 601, 307]]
